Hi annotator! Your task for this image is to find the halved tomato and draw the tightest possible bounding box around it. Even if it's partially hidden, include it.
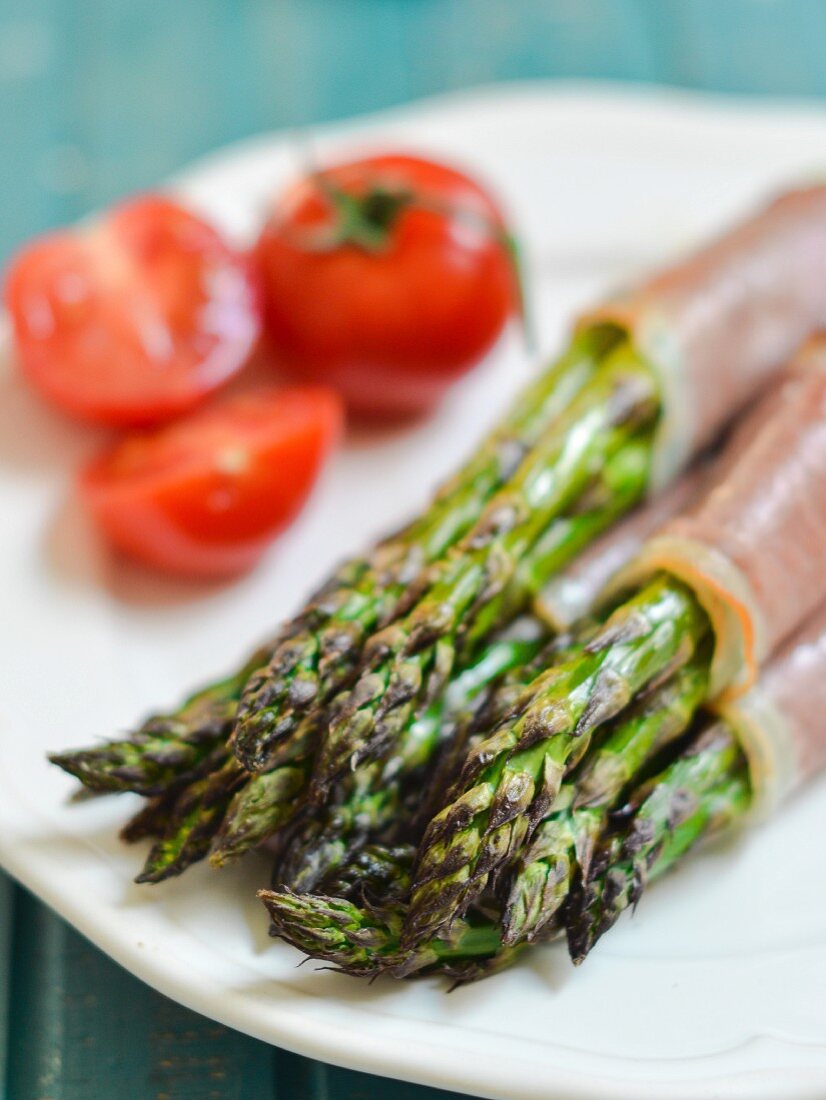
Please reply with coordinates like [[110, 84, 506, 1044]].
[[79, 387, 343, 578], [5, 195, 262, 426]]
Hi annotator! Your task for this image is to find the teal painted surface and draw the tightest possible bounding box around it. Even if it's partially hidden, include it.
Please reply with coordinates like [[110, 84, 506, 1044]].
[[5, 889, 273, 1100], [3, 885, 458, 1100], [3, 0, 826, 261], [0, 875, 11, 1093], [2, 1, 826, 1096]]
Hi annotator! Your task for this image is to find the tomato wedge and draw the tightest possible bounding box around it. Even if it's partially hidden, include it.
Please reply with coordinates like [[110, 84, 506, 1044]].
[[5, 195, 262, 426], [79, 387, 343, 578]]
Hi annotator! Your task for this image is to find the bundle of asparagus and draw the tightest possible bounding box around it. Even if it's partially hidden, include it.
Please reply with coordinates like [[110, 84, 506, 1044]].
[[263, 351, 826, 979], [53, 331, 656, 882], [50, 186, 826, 982]]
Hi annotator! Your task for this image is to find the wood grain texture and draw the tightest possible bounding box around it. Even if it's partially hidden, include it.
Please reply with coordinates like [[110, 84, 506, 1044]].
[[4, 888, 274, 1100], [0, 882, 456, 1099], [1, 1, 825, 1096]]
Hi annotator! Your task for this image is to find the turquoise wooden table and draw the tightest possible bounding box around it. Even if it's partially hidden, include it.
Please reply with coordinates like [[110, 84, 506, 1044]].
[[2, 1, 826, 1096]]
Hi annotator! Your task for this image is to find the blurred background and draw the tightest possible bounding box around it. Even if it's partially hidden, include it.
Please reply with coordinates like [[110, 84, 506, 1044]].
[[2, 1, 825, 1097], [4, 0, 826, 263]]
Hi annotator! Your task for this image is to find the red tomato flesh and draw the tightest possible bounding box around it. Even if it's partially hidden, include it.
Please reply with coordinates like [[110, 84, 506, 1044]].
[[80, 387, 343, 578], [254, 154, 517, 418], [5, 195, 262, 426]]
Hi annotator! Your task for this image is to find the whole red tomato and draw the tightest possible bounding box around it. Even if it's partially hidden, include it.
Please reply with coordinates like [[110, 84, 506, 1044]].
[[254, 154, 518, 418], [5, 195, 262, 426]]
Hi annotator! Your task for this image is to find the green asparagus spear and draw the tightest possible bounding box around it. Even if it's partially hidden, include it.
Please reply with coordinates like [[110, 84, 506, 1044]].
[[566, 722, 751, 963], [233, 328, 618, 773], [130, 614, 547, 882], [129, 666, 315, 881], [120, 734, 311, 882], [501, 652, 711, 945], [93, 619, 545, 884], [50, 734, 230, 798], [261, 886, 513, 981], [208, 758, 310, 866], [120, 790, 179, 844], [207, 721, 317, 866], [49, 646, 270, 795], [316, 843, 418, 902], [402, 575, 710, 948], [274, 621, 550, 893], [313, 347, 658, 794], [280, 526, 602, 894], [264, 840, 524, 984], [135, 760, 247, 883]]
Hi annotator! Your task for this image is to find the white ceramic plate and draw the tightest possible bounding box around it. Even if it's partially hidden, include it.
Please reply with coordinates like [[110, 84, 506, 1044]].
[[2, 84, 826, 1100]]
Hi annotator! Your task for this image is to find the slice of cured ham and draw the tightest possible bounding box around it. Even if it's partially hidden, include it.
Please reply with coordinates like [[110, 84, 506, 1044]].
[[578, 185, 826, 487], [608, 342, 826, 697], [714, 602, 826, 814]]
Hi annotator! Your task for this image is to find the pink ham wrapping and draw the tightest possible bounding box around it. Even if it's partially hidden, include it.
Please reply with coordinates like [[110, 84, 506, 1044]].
[[535, 462, 710, 630], [607, 348, 826, 698], [578, 185, 826, 487], [714, 602, 826, 815]]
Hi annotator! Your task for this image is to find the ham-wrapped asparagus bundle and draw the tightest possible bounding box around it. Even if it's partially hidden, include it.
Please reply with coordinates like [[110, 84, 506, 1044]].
[[50, 454, 718, 886], [579, 184, 826, 488], [405, 342, 826, 947], [274, 459, 726, 894], [254, 195, 826, 979], [154, 369, 826, 877], [51, 186, 826, 980], [234, 183, 826, 787], [607, 342, 826, 702], [53, 188, 826, 890]]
